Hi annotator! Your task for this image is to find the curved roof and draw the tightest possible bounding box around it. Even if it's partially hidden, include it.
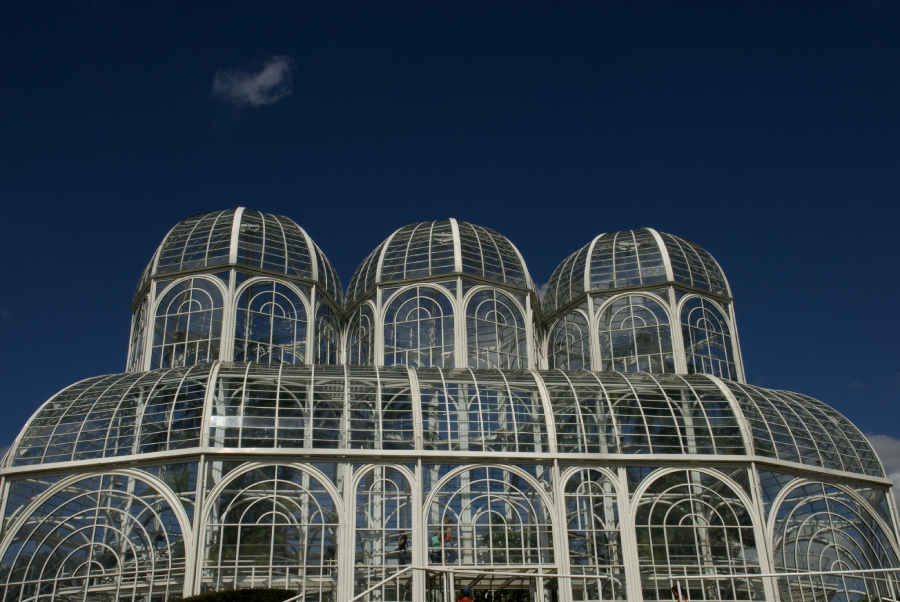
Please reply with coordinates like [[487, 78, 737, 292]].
[[7, 363, 882, 478], [542, 228, 730, 314], [345, 219, 534, 307], [135, 208, 342, 304]]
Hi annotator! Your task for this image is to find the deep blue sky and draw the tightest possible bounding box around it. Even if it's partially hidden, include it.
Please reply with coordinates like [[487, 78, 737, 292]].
[[0, 2, 898, 452]]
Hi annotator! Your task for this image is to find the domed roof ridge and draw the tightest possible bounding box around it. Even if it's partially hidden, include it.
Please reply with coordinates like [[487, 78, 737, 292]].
[[542, 227, 730, 315], [135, 208, 343, 305], [345, 218, 534, 308]]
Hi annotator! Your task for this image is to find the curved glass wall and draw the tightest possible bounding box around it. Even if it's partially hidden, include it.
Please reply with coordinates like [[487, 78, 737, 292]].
[[465, 289, 527, 369], [347, 303, 376, 365], [202, 464, 339, 597], [634, 469, 761, 601], [549, 310, 591, 371], [383, 286, 455, 368], [314, 303, 340, 365], [0, 473, 188, 602], [234, 281, 308, 365], [681, 297, 737, 380], [597, 295, 674, 374], [772, 482, 900, 602], [152, 277, 224, 370]]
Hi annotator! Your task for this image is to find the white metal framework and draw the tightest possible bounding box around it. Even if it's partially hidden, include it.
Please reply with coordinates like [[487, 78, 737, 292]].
[[1, 213, 896, 602]]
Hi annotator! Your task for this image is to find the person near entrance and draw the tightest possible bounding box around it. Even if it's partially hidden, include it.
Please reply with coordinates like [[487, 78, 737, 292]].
[[458, 587, 474, 602], [672, 583, 687, 601], [443, 517, 457, 563]]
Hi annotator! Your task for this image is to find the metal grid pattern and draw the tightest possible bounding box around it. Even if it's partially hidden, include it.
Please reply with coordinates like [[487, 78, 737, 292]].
[[634, 469, 761, 601], [425, 466, 554, 567], [548, 311, 591, 371], [201, 464, 339, 598], [597, 295, 675, 374], [314, 303, 340, 365], [541, 228, 730, 316], [383, 286, 456, 368], [0, 473, 187, 602], [380, 220, 456, 282], [8, 364, 884, 478], [465, 289, 528, 369], [156, 210, 236, 275], [722, 381, 882, 476], [233, 281, 307, 365], [354, 466, 414, 601], [418, 368, 550, 453], [681, 298, 737, 381], [347, 303, 376, 365], [127, 297, 149, 372], [151, 277, 224, 370], [565, 469, 627, 602], [772, 482, 900, 602], [542, 371, 746, 456]]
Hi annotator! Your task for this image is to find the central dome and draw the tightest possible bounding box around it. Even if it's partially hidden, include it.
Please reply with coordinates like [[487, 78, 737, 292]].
[[345, 218, 534, 307]]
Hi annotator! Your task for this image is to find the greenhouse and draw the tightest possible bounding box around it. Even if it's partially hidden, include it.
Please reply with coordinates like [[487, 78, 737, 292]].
[[0, 211, 897, 602]]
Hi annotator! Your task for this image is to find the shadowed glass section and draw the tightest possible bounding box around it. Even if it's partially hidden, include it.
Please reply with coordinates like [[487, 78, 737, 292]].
[[465, 288, 527, 369], [681, 297, 737, 380], [156, 210, 235, 275], [660, 232, 729, 296], [347, 303, 376, 365], [152, 277, 224, 370], [598, 295, 674, 374], [384, 286, 455, 368], [233, 281, 307, 365], [0, 473, 187, 602], [772, 482, 900, 602], [549, 310, 591, 370]]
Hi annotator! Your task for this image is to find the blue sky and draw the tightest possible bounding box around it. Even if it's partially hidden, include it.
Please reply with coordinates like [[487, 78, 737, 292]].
[[0, 2, 898, 473]]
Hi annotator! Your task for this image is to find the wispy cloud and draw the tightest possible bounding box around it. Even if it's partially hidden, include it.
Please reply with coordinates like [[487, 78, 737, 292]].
[[866, 433, 900, 505], [535, 282, 549, 301], [849, 382, 865, 390], [212, 55, 296, 108]]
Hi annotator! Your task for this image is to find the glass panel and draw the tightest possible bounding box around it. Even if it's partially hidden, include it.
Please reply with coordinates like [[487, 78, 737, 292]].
[[598, 295, 674, 374], [234, 281, 307, 365], [466, 289, 528, 369], [549, 311, 591, 370], [384, 286, 455, 368], [681, 297, 738, 381], [151, 277, 224, 370]]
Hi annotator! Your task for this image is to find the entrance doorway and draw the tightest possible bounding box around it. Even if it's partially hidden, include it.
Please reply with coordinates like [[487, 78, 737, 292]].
[[425, 568, 559, 602]]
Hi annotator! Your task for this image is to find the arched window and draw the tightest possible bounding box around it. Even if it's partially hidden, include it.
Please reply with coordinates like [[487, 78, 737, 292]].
[[634, 470, 761, 601], [772, 482, 900, 602], [354, 466, 414, 600], [347, 303, 375, 365], [681, 297, 738, 380], [426, 467, 553, 567], [598, 295, 674, 373], [384, 286, 455, 367], [549, 311, 591, 370], [315, 302, 340, 364], [0, 473, 187, 601], [128, 296, 148, 372], [234, 281, 307, 365], [203, 464, 339, 597], [565, 469, 626, 601], [466, 289, 527, 369], [152, 278, 223, 370]]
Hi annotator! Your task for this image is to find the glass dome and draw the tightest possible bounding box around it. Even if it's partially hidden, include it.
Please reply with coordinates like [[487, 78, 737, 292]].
[[345, 218, 534, 307], [542, 228, 730, 314], [135, 208, 342, 305]]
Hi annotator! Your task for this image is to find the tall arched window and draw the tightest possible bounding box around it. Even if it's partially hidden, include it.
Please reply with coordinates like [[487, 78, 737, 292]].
[[466, 289, 527, 369], [549, 311, 591, 370], [152, 278, 223, 370], [315, 303, 340, 364], [426, 467, 553, 567], [772, 482, 900, 602], [128, 297, 148, 372], [634, 470, 760, 601], [347, 303, 375, 365], [234, 281, 307, 365], [354, 466, 414, 600], [598, 295, 674, 373], [565, 469, 626, 601], [383, 286, 455, 367], [203, 464, 339, 597], [681, 297, 738, 380], [0, 473, 187, 602]]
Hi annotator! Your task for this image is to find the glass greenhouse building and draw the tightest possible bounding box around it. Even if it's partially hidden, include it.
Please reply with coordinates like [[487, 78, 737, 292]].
[[1, 210, 897, 602]]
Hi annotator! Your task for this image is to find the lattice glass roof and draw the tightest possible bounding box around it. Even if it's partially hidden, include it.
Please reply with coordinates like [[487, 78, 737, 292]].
[[8, 363, 882, 477], [345, 218, 533, 307], [542, 228, 730, 314], [135, 208, 342, 304]]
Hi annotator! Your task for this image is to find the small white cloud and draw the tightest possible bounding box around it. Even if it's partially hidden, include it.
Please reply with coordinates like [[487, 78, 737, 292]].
[[866, 433, 900, 506], [212, 55, 296, 108], [0, 306, 10, 321], [849, 382, 865, 390], [536, 283, 549, 301]]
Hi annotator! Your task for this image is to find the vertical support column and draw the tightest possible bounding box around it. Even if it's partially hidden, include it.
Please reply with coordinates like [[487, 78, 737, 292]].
[[375, 287, 384, 366], [340, 460, 356, 602], [618, 466, 644, 602], [413, 459, 426, 602], [670, 287, 689, 374], [748, 463, 777, 602], [218, 269, 236, 362], [455, 277, 466, 368], [729, 302, 748, 384], [187, 454, 208, 596], [552, 461, 573, 602], [308, 287, 318, 365]]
